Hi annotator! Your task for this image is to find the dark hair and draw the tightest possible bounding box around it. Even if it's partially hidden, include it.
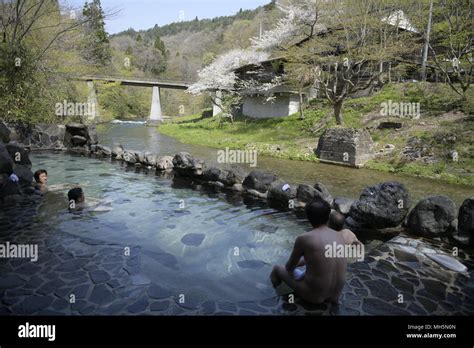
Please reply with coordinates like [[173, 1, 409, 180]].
[[329, 210, 345, 231], [34, 169, 48, 183], [305, 198, 331, 227], [68, 187, 83, 203]]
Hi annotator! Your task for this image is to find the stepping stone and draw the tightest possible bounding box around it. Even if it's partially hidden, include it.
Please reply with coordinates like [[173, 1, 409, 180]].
[[238, 301, 266, 313], [237, 260, 266, 269], [148, 285, 172, 299], [142, 250, 178, 268], [37, 279, 66, 295], [89, 270, 111, 284], [282, 303, 298, 312], [72, 284, 90, 299], [23, 275, 43, 289], [55, 259, 89, 272], [51, 298, 69, 311], [6, 288, 31, 297], [71, 299, 88, 312], [127, 297, 149, 314], [218, 302, 237, 312], [260, 297, 279, 308], [239, 309, 256, 315], [150, 301, 170, 312], [18, 295, 54, 314], [130, 274, 151, 286], [107, 279, 121, 289], [181, 233, 205, 247], [201, 300, 216, 314], [366, 279, 398, 299], [102, 301, 127, 315], [89, 284, 115, 306], [0, 275, 25, 289], [362, 298, 410, 315]]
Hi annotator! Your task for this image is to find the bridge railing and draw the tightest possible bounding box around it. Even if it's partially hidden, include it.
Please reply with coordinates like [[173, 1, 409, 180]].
[[72, 74, 195, 86]]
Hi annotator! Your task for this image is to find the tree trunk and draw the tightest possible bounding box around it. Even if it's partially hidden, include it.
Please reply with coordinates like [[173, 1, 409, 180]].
[[334, 100, 343, 125], [299, 90, 304, 120], [421, 0, 433, 81]]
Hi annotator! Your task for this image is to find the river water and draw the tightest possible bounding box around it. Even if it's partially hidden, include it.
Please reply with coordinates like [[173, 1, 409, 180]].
[[98, 123, 472, 206]]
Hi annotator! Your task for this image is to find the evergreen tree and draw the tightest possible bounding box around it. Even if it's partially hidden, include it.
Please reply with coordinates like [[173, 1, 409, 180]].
[[82, 0, 111, 66], [154, 36, 166, 56]]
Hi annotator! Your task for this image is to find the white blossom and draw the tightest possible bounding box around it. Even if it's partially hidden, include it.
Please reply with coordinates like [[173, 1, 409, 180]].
[[251, 0, 324, 51], [188, 49, 270, 95]]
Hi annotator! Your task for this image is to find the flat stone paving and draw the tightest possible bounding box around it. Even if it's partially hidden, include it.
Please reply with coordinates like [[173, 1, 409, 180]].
[[1, 201, 473, 316]]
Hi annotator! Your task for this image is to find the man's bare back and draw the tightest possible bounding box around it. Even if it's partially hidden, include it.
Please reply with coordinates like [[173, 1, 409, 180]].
[[271, 225, 347, 304]]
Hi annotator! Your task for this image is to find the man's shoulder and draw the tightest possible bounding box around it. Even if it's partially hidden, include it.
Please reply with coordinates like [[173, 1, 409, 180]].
[[341, 229, 356, 237]]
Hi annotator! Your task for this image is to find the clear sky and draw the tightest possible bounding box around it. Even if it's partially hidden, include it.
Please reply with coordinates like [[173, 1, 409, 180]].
[[61, 0, 271, 34]]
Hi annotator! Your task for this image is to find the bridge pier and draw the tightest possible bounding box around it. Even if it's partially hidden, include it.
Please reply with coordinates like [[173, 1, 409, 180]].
[[149, 86, 163, 122], [86, 80, 100, 122]]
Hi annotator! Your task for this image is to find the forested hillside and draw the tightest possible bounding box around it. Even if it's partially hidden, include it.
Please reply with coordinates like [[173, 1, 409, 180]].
[[0, 0, 280, 122], [108, 0, 281, 118]]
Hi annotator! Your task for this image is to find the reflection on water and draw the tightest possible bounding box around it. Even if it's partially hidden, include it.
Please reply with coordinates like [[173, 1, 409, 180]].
[[97, 124, 473, 206], [31, 153, 314, 301]]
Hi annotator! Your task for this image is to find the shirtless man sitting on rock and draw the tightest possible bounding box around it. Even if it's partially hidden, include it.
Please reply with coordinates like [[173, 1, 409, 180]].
[[270, 198, 347, 304]]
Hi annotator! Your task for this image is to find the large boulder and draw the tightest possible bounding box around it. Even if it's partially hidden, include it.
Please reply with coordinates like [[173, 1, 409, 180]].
[[296, 184, 317, 203], [0, 174, 21, 198], [314, 182, 333, 205], [296, 182, 333, 205], [0, 143, 14, 175], [456, 198, 474, 245], [173, 152, 204, 176], [222, 169, 245, 186], [65, 123, 88, 137], [143, 152, 158, 167], [0, 121, 11, 143], [202, 167, 225, 182], [333, 197, 355, 216], [134, 151, 145, 164], [267, 180, 297, 211], [122, 151, 137, 165], [0, 142, 33, 199], [112, 143, 124, 157], [64, 123, 97, 148], [156, 156, 174, 170], [349, 181, 410, 228], [315, 127, 374, 167], [242, 171, 278, 193], [458, 198, 474, 234], [71, 135, 88, 146], [6, 143, 32, 167], [407, 196, 457, 238], [95, 145, 112, 157], [26, 124, 66, 149], [87, 125, 99, 145], [14, 164, 33, 189]]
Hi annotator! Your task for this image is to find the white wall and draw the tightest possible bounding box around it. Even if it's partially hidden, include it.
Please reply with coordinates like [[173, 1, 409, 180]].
[[242, 95, 300, 118]]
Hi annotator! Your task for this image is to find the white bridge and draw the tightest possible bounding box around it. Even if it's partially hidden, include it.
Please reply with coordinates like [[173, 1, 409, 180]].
[[74, 76, 192, 122]]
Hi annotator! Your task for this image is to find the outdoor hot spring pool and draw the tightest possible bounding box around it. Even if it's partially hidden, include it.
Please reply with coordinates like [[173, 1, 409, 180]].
[[30, 151, 318, 302], [1, 150, 473, 316]]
